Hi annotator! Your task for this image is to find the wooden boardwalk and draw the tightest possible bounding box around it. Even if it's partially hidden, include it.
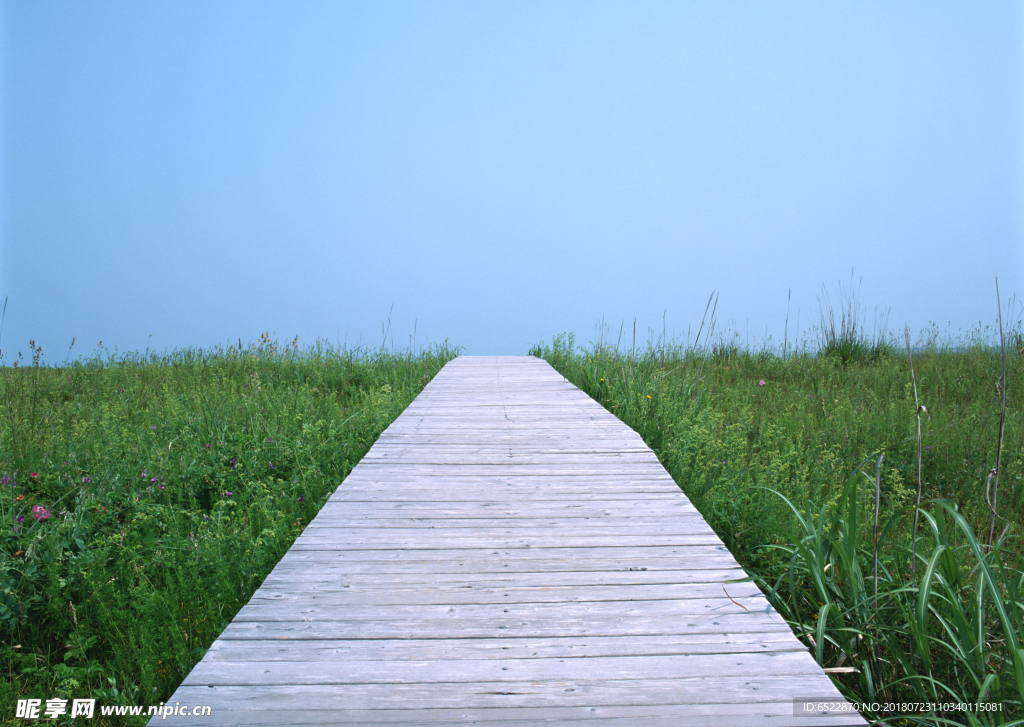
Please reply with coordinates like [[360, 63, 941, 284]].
[[161, 356, 866, 726]]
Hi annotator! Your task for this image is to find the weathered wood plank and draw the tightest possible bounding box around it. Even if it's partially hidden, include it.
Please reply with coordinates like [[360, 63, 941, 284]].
[[182, 651, 824, 686], [259, 567, 750, 586], [166, 678, 856, 710], [153, 356, 864, 726], [214, 610, 794, 640], [203, 633, 808, 661], [244, 582, 765, 607]]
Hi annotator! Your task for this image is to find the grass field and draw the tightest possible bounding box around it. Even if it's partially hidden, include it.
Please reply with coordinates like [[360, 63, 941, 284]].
[[530, 316, 1024, 726], [0, 336, 458, 724]]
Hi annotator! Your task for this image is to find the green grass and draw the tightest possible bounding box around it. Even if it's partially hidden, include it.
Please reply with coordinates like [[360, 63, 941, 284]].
[[0, 336, 458, 724], [531, 323, 1023, 726]]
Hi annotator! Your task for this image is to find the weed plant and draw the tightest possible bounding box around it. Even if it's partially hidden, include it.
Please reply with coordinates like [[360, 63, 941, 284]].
[[531, 317, 1023, 725], [0, 335, 457, 723]]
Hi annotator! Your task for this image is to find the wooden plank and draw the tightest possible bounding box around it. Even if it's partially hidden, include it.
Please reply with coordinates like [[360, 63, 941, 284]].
[[145, 700, 866, 726], [307, 511, 706, 521], [182, 652, 824, 686], [301, 517, 711, 529], [203, 633, 807, 661], [259, 567, 750, 586], [166, 677, 854, 709], [227, 601, 785, 632], [153, 356, 864, 726], [213, 609, 794, 640], [265, 553, 745, 575], [244, 582, 766, 606]]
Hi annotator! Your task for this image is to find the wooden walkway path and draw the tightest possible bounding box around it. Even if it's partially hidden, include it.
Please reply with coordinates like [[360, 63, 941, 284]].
[[161, 356, 865, 726]]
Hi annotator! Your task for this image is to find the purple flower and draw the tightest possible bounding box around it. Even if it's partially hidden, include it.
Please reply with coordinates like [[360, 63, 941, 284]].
[[758, 380, 766, 386], [205, 444, 211, 449], [229, 457, 237, 470], [298, 496, 304, 503], [269, 463, 274, 469], [224, 491, 233, 498], [17, 515, 24, 523], [81, 476, 90, 483], [31, 505, 50, 522]]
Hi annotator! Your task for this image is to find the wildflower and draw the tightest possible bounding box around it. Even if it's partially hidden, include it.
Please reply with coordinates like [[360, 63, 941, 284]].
[[298, 496, 304, 503], [205, 444, 211, 449], [30, 473, 37, 479], [269, 463, 274, 468], [646, 395, 651, 399], [31, 505, 50, 522], [758, 380, 766, 386], [81, 476, 90, 483], [17, 515, 24, 523], [14, 495, 23, 501], [224, 491, 233, 498], [151, 425, 156, 430], [230, 457, 237, 470]]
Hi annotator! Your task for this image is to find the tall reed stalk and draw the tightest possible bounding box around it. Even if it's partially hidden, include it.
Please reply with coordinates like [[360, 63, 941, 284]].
[[990, 277, 1007, 546], [905, 326, 925, 576]]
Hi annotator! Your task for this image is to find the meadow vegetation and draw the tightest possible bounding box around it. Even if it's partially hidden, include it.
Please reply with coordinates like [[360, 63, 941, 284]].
[[0, 335, 458, 723], [530, 304, 1023, 726]]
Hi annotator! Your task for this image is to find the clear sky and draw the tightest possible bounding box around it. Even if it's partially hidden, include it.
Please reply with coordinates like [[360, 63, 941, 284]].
[[2, 1, 1021, 360]]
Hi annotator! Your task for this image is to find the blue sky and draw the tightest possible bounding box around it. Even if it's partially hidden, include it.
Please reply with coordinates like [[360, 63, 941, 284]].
[[2, 1, 1021, 359]]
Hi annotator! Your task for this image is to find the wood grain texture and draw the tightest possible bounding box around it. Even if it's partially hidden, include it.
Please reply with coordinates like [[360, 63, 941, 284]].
[[152, 356, 866, 725]]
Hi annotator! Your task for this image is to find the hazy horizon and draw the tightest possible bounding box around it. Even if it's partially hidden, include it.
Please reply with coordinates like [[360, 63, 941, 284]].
[[3, 2, 1021, 361]]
